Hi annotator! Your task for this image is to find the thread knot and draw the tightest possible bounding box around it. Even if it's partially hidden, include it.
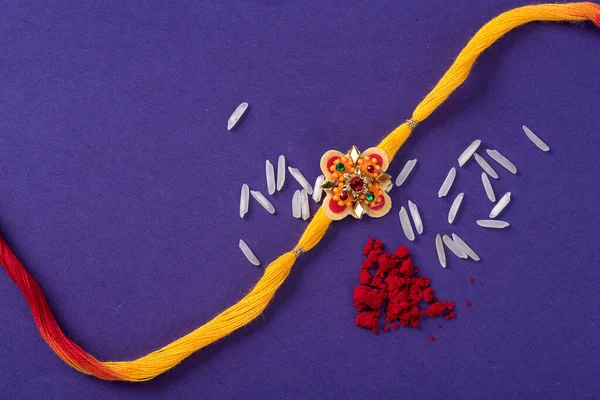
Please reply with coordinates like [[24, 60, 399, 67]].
[[405, 118, 419, 130]]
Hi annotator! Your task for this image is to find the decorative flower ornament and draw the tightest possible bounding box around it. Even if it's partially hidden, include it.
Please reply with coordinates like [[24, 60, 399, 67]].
[[320, 146, 392, 220]]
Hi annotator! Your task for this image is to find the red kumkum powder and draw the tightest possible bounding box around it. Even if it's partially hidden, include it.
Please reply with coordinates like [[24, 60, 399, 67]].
[[354, 238, 456, 334]]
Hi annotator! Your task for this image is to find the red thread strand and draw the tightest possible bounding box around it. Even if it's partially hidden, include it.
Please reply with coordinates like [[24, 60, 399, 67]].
[[0, 237, 121, 379]]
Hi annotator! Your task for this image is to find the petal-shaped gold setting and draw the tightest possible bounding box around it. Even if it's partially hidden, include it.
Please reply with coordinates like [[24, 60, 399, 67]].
[[320, 150, 347, 179], [376, 173, 392, 183], [362, 147, 390, 172]]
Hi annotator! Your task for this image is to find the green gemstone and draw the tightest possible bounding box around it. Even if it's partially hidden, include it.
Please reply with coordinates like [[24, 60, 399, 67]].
[[366, 193, 375, 202], [335, 162, 345, 172]]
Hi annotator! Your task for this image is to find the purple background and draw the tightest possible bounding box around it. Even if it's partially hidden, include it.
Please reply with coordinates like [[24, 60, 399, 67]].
[[0, 1, 599, 398]]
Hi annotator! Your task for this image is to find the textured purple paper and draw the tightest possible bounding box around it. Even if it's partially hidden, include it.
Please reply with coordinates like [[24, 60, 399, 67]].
[[0, 1, 599, 398]]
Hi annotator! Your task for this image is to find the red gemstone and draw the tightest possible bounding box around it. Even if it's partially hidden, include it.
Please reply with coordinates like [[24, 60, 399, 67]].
[[339, 192, 348, 200], [349, 177, 364, 191], [366, 165, 375, 173]]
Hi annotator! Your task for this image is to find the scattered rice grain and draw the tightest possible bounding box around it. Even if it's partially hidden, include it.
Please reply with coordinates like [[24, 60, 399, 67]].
[[489, 192, 511, 218], [250, 190, 275, 214], [435, 234, 446, 268], [522, 125, 550, 152], [451, 233, 480, 261], [477, 219, 510, 228], [474, 153, 499, 179], [227, 102, 248, 131], [277, 155, 286, 191], [486, 149, 517, 174], [288, 166, 313, 195], [407, 200, 424, 234], [481, 172, 496, 202], [266, 160, 276, 195], [239, 183, 249, 218], [239, 239, 260, 266], [399, 207, 415, 241], [442, 234, 468, 259], [301, 189, 310, 220], [448, 192, 464, 224], [312, 175, 325, 202], [395, 159, 417, 187], [458, 140, 482, 167], [292, 190, 301, 218], [438, 167, 456, 198]]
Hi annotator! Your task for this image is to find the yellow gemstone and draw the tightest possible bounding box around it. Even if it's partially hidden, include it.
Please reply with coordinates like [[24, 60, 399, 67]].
[[354, 202, 365, 219], [321, 180, 338, 190], [349, 146, 361, 164]]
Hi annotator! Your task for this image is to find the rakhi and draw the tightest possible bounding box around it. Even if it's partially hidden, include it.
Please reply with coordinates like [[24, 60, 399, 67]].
[[1, 2, 599, 382]]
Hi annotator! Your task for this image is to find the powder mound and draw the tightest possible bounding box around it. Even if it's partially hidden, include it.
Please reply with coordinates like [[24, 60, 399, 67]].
[[363, 238, 376, 255], [395, 245, 410, 258], [353, 286, 385, 311], [354, 238, 455, 334]]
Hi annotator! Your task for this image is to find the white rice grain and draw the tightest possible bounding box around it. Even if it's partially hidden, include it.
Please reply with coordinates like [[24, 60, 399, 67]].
[[438, 167, 456, 198], [399, 207, 415, 241], [227, 102, 249, 131], [451, 233, 480, 261], [300, 189, 310, 220], [407, 200, 424, 234], [477, 219, 510, 229], [277, 155, 286, 191], [312, 175, 325, 202], [288, 166, 313, 195], [239, 183, 249, 218], [442, 234, 468, 259], [486, 149, 517, 174], [489, 192, 511, 218], [474, 153, 499, 179], [522, 125, 550, 152], [448, 192, 464, 224], [250, 190, 275, 214], [239, 239, 260, 266], [265, 160, 276, 195], [481, 172, 496, 202], [395, 159, 417, 187], [292, 190, 301, 218], [435, 234, 446, 268], [458, 140, 481, 167]]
